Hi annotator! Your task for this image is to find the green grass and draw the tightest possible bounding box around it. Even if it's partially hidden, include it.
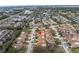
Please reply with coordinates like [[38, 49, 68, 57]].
[[3, 41, 11, 50], [5, 29, 29, 53], [71, 48, 79, 53], [6, 46, 26, 53], [23, 28, 31, 33], [33, 45, 50, 53], [18, 47, 27, 53], [4, 29, 22, 52], [53, 47, 65, 53], [6, 46, 17, 53]]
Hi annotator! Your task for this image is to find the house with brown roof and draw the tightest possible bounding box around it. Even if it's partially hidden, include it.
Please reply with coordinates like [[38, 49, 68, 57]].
[[59, 24, 79, 48], [12, 32, 28, 49]]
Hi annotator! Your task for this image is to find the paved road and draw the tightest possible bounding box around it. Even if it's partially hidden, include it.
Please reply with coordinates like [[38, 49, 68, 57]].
[[0, 11, 24, 24], [0, 30, 10, 39], [48, 18, 71, 53], [27, 21, 37, 53]]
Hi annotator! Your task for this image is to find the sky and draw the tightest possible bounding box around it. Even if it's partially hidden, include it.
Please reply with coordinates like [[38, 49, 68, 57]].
[[0, 0, 79, 6]]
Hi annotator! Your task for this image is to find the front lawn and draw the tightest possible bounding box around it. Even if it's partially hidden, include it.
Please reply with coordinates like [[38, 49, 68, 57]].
[[70, 48, 79, 53]]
